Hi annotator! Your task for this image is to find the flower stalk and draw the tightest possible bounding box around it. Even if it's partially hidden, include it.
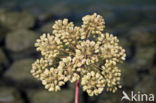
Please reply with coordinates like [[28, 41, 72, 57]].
[[75, 79, 80, 103]]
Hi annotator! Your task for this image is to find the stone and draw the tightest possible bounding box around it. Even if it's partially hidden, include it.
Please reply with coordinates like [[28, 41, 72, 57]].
[[0, 48, 8, 74], [0, 25, 9, 42], [28, 88, 74, 103], [49, 4, 70, 16], [118, 36, 131, 48], [119, 63, 139, 88], [6, 29, 38, 52], [0, 11, 35, 30], [40, 23, 52, 33], [0, 66, 3, 75], [134, 76, 156, 94], [135, 46, 155, 68], [38, 12, 54, 21], [0, 9, 7, 17], [4, 58, 35, 84], [99, 9, 115, 21], [0, 9, 9, 41], [129, 27, 156, 46], [0, 48, 8, 66], [0, 87, 24, 103], [98, 91, 121, 103], [0, 66, 2, 71], [111, 22, 131, 33], [118, 36, 133, 60], [150, 66, 156, 78]]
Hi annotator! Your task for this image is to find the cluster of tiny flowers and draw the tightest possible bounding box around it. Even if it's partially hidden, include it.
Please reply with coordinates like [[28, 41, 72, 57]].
[[31, 13, 126, 96]]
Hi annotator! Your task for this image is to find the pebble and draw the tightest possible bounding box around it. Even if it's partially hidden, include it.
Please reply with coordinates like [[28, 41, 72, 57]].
[[6, 30, 38, 52]]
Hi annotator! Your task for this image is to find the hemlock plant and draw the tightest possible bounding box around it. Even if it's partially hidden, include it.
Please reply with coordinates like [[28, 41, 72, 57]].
[[31, 13, 126, 103]]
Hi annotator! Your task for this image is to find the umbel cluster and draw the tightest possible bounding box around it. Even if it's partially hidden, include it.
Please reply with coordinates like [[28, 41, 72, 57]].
[[31, 13, 126, 96]]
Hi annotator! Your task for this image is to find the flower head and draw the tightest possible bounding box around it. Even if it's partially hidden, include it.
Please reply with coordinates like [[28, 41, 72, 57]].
[[31, 13, 126, 96], [81, 71, 105, 96]]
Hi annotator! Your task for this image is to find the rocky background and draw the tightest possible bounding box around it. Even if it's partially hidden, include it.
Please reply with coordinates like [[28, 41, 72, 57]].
[[0, 0, 156, 103]]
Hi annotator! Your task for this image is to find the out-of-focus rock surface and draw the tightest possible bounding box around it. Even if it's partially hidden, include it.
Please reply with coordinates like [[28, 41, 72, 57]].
[[0, 0, 156, 103], [0, 48, 8, 66], [150, 66, 156, 78], [119, 63, 139, 88], [0, 11, 35, 30], [4, 58, 35, 83], [28, 89, 74, 103], [135, 46, 155, 68], [129, 27, 156, 47], [0, 87, 24, 103], [135, 76, 156, 94], [6, 30, 38, 52], [40, 23, 52, 33]]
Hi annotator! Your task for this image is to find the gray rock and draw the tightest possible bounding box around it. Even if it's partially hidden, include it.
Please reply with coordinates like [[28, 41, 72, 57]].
[[119, 63, 139, 88], [0, 66, 3, 74], [5, 58, 35, 83], [38, 12, 54, 21], [0, 48, 8, 73], [0, 67, 2, 72], [0, 11, 35, 30], [40, 23, 52, 33], [98, 92, 121, 103], [150, 66, 156, 78], [0, 9, 7, 17], [112, 22, 131, 32], [99, 9, 115, 19], [0, 9, 9, 40], [118, 37, 132, 59], [118, 36, 131, 48], [129, 27, 156, 46], [0, 87, 24, 103], [49, 3, 70, 16], [0, 25, 8, 41], [135, 76, 156, 94], [28, 89, 74, 103], [135, 46, 155, 68], [6, 30, 38, 52], [0, 48, 8, 66]]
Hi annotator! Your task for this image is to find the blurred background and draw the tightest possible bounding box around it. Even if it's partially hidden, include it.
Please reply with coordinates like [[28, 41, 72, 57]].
[[0, 0, 156, 103]]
